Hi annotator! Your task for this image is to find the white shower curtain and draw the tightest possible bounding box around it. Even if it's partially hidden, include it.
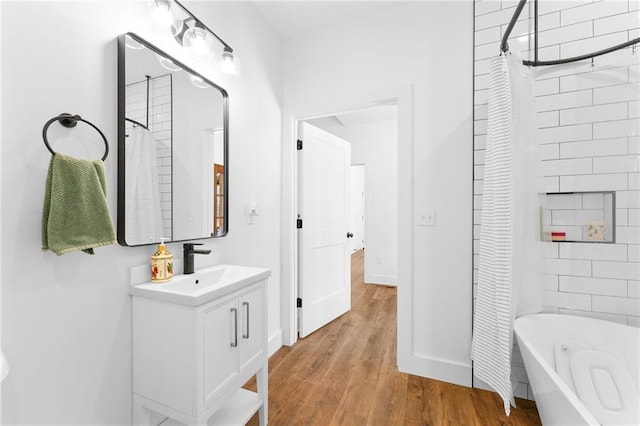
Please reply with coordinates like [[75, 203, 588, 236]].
[[471, 53, 543, 415], [125, 126, 164, 245]]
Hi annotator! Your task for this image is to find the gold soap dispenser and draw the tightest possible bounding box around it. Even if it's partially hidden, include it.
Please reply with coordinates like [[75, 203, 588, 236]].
[[151, 238, 173, 283]]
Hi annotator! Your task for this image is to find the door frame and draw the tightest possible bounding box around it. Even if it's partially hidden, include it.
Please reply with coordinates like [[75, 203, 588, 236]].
[[281, 85, 413, 367], [350, 162, 366, 253]]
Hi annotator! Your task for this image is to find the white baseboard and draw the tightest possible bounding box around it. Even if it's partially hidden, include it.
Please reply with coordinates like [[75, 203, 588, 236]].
[[473, 376, 494, 392], [268, 329, 283, 357], [364, 273, 397, 286], [399, 353, 472, 387]]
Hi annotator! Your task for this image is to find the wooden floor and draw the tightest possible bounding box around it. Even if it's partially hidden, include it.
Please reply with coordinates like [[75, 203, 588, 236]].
[[246, 250, 541, 425]]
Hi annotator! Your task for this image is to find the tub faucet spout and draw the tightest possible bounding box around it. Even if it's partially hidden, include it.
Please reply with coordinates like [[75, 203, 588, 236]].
[[183, 243, 211, 274]]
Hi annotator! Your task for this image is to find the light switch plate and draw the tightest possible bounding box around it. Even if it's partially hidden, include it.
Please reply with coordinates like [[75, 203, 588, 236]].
[[417, 208, 436, 226], [246, 202, 261, 224]]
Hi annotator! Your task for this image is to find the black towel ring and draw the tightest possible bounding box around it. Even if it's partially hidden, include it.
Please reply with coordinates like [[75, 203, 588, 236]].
[[42, 113, 109, 161]]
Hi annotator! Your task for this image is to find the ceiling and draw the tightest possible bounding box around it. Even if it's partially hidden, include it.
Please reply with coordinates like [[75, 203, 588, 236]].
[[249, 0, 402, 127], [249, 1, 410, 40], [248, 1, 403, 126]]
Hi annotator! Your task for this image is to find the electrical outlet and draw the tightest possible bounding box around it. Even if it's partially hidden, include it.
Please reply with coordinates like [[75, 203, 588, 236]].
[[417, 208, 436, 226]]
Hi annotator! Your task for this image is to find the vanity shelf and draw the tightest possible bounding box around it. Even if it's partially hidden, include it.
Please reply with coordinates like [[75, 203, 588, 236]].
[[541, 191, 615, 243], [147, 389, 262, 426], [208, 389, 262, 424]]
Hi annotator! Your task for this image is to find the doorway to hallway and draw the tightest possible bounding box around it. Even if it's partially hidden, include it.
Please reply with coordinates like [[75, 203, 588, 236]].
[[296, 103, 398, 339]]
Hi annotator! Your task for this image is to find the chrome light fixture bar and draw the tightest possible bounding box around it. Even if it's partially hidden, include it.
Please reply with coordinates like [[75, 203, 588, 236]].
[[150, 0, 241, 79]]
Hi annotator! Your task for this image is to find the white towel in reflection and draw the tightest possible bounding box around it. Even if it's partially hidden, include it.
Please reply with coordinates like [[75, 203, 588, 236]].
[[125, 126, 164, 245]]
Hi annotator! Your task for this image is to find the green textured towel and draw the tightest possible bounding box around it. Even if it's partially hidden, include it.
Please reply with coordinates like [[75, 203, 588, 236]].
[[42, 153, 116, 255]]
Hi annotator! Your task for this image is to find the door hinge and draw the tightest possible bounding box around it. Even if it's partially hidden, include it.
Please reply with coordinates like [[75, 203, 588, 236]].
[[297, 139, 303, 150], [296, 297, 302, 308], [296, 219, 303, 229]]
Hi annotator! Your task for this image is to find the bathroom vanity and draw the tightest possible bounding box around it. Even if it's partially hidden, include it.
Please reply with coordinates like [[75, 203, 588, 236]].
[[130, 265, 270, 425]]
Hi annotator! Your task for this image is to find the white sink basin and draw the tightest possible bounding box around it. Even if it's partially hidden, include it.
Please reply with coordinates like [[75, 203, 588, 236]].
[[130, 264, 270, 306]]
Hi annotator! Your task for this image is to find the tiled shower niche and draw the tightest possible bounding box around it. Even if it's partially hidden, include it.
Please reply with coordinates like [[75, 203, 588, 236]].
[[542, 191, 616, 243]]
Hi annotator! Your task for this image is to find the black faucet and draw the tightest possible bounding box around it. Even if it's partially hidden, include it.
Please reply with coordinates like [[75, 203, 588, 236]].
[[183, 243, 212, 274]]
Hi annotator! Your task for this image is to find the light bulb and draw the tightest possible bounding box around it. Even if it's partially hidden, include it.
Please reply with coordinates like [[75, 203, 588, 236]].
[[183, 25, 214, 60], [152, 1, 171, 26], [186, 28, 206, 54], [150, 0, 183, 37], [221, 53, 234, 74], [220, 50, 241, 80]]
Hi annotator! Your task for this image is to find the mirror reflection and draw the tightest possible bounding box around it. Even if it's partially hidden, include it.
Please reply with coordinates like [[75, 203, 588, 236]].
[[118, 33, 228, 246]]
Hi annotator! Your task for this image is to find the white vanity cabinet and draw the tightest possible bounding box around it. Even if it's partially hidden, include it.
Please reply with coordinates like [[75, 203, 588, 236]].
[[202, 285, 265, 413], [131, 266, 269, 426]]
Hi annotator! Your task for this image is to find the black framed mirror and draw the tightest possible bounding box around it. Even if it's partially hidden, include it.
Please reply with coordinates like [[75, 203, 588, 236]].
[[117, 33, 228, 246]]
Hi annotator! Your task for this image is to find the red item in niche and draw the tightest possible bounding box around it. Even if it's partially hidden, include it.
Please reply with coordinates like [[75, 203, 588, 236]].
[[551, 231, 566, 242]]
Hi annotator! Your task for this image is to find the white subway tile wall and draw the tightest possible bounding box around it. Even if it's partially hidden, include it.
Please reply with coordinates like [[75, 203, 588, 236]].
[[125, 74, 173, 240], [474, 0, 640, 399]]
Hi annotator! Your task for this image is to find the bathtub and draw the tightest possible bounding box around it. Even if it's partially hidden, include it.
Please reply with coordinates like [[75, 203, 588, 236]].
[[514, 314, 639, 426]]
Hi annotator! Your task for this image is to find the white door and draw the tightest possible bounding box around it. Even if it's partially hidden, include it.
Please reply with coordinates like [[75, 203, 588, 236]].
[[298, 122, 351, 338], [350, 165, 365, 252]]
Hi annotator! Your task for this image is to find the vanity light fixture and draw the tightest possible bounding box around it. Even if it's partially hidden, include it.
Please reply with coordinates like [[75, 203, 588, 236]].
[[149, 0, 241, 80]]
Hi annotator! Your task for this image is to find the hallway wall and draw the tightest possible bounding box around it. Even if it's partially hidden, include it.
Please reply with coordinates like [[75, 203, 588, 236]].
[[283, 1, 474, 385]]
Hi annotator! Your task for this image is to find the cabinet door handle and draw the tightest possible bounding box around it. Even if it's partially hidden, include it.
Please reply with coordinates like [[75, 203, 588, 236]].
[[230, 308, 238, 347], [242, 301, 250, 339]]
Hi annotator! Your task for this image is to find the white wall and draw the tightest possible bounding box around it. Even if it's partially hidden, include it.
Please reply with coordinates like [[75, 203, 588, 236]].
[[282, 1, 474, 385], [0, 3, 3, 420], [474, 0, 640, 399], [309, 118, 398, 285], [0, 1, 283, 424], [348, 120, 398, 285]]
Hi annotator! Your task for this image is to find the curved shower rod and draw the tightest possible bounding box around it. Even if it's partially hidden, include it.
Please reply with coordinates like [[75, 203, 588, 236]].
[[501, 0, 640, 67]]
